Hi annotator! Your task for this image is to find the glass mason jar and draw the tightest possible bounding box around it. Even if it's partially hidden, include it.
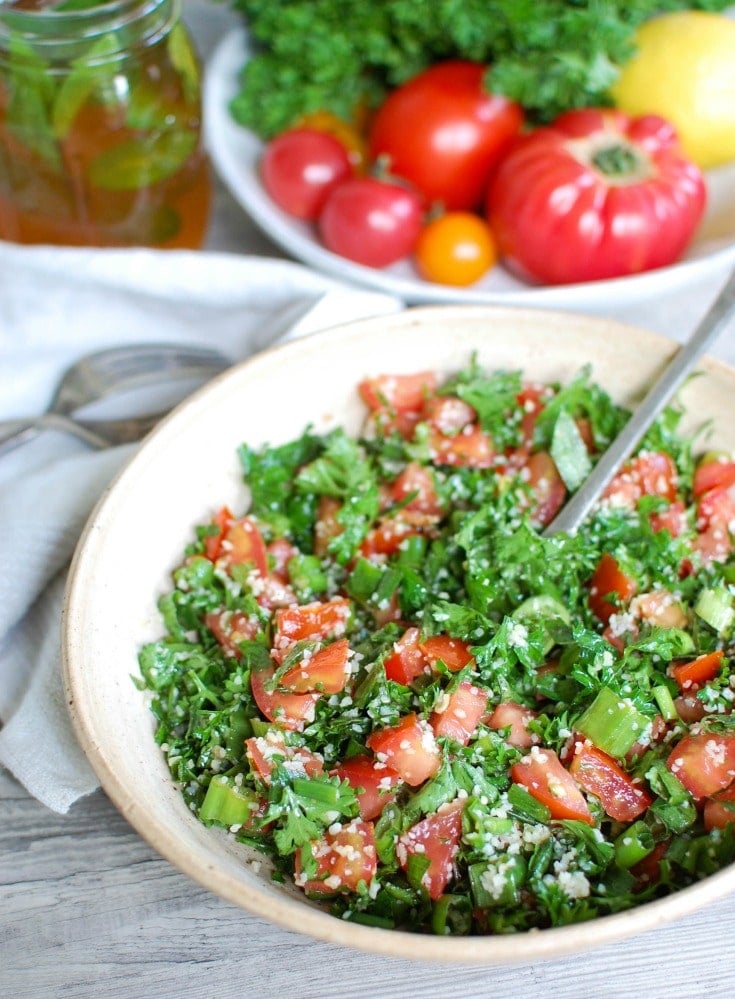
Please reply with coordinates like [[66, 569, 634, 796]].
[[0, 0, 212, 248]]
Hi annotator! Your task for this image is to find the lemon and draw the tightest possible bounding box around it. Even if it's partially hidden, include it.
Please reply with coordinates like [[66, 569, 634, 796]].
[[611, 11, 735, 170]]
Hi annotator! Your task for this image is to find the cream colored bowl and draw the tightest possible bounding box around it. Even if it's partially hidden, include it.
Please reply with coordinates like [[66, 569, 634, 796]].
[[62, 305, 735, 964]]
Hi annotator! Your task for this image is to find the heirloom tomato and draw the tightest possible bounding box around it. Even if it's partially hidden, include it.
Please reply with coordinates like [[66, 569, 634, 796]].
[[487, 109, 706, 285]]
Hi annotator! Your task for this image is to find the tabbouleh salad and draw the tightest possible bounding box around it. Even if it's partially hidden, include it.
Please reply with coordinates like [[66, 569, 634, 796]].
[[137, 356, 735, 935]]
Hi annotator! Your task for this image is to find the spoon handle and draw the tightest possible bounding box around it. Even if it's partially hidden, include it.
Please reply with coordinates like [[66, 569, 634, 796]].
[[543, 267, 735, 537]]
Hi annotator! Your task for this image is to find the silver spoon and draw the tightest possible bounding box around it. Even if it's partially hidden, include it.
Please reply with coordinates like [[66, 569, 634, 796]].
[[543, 267, 735, 537], [0, 342, 231, 454]]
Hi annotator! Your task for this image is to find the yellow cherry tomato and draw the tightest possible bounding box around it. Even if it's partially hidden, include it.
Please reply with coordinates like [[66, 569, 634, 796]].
[[415, 212, 497, 287]]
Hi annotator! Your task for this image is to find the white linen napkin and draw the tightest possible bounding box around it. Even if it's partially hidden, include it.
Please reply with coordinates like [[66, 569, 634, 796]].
[[0, 241, 402, 813]]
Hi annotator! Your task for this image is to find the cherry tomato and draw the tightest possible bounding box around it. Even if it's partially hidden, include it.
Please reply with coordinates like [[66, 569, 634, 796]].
[[319, 176, 423, 267], [487, 109, 706, 285], [369, 61, 523, 210], [415, 212, 498, 286], [260, 127, 353, 220]]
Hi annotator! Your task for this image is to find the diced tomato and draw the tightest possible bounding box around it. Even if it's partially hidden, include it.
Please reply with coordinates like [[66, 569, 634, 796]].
[[295, 819, 377, 894], [219, 516, 269, 575], [649, 500, 687, 537], [314, 496, 343, 557], [277, 638, 351, 694], [250, 662, 319, 731], [372, 591, 402, 626], [422, 395, 476, 435], [332, 755, 402, 820], [696, 486, 735, 533], [430, 681, 487, 744], [588, 553, 638, 624], [670, 650, 725, 692], [360, 518, 421, 558], [266, 537, 300, 582], [364, 407, 423, 440], [366, 713, 442, 786], [391, 461, 443, 517], [667, 732, 735, 801], [690, 524, 733, 566], [569, 742, 652, 822], [358, 371, 438, 413], [486, 701, 539, 748], [604, 451, 678, 508], [575, 417, 595, 453], [631, 840, 669, 890], [383, 627, 429, 685], [272, 597, 351, 662], [256, 575, 298, 611], [397, 800, 464, 900], [205, 610, 260, 657], [517, 383, 549, 445], [420, 634, 475, 672], [510, 747, 594, 824], [523, 450, 566, 526], [704, 784, 735, 832], [673, 694, 707, 724], [204, 506, 233, 561], [245, 729, 324, 784], [629, 589, 687, 630], [428, 425, 495, 469], [693, 459, 735, 497]]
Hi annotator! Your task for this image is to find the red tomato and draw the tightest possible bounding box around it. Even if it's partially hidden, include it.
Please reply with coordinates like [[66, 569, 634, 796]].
[[319, 176, 423, 268], [397, 800, 464, 900], [260, 127, 353, 220], [245, 730, 324, 785], [369, 61, 523, 211], [428, 425, 495, 469], [430, 682, 487, 745], [414, 212, 498, 286], [693, 459, 735, 497], [332, 755, 402, 821], [205, 509, 269, 576], [419, 635, 475, 673], [278, 638, 351, 694], [569, 743, 652, 822], [314, 496, 343, 557], [588, 553, 638, 624], [650, 500, 687, 537], [250, 662, 319, 732], [422, 396, 476, 436], [205, 610, 260, 657], [360, 518, 421, 558], [487, 109, 706, 285], [366, 713, 442, 786], [704, 785, 735, 832], [669, 650, 724, 692], [523, 451, 566, 526], [510, 747, 594, 824], [667, 732, 735, 800], [391, 461, 443, 516], [358, 371, 438, 412], [605, 451, 679, 509], [272, 597, 351, 662], [295, 819, 377, 894], [383, 627, 429, 685], [486, 701, 539, 749]]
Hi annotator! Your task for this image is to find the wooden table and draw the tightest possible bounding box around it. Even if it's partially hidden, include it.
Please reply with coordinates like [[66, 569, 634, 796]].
[[3, 4, 735, 996]]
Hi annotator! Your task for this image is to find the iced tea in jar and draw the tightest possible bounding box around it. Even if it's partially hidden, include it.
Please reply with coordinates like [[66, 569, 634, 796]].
[[0, 0, 212, 248]]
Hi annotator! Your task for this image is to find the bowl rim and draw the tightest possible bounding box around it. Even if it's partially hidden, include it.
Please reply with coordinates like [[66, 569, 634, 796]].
[[62, 303, 735, 964]]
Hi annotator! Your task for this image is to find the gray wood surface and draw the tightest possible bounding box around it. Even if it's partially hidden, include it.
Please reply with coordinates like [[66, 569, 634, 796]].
[[4, 4, 735, 997]]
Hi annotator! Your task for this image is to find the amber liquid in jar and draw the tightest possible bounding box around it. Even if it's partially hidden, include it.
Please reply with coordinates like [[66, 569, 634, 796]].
[[0, 0, 211, 248]]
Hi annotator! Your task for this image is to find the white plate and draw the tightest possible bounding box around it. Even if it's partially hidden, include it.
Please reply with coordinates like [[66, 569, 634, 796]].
[[204, 28, 735, 308]]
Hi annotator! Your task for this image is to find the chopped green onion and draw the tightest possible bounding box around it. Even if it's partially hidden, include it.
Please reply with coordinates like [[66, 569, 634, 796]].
[[575, 686, 650, 758], [199, 777, 259, 827], [614, 820, 655, 869]]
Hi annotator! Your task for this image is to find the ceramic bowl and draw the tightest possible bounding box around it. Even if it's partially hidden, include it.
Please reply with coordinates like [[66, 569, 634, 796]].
[[62, 305, 735, 963]]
